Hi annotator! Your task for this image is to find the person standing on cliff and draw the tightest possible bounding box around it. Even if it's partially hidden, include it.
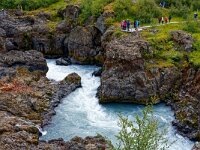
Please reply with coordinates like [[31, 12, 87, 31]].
[[194, 12, 198, 21], [158, 17, 162, 24], [123, 20, 127, 30], [161, 17, 164, 24], [127, 19, 130, 31], [121, 20, 124, 30], [169, 15, 172, 23], [164, 17, 168, 24]]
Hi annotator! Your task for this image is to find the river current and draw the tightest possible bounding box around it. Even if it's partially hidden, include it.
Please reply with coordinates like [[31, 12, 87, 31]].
[[40, 59, 194, 150]]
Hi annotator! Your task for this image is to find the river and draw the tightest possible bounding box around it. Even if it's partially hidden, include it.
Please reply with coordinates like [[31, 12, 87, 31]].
[[40, 59, 194, 150]]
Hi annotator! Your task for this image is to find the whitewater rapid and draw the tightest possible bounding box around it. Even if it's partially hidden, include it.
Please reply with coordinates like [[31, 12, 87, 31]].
[[41, 59, 194, 150]]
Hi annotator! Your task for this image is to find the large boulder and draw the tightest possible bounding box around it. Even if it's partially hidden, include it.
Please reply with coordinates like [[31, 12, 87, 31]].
[[0, 50, 48, 74], [58, 5, 80, 20], [171, 30, 194, 52], [56, 57, 71, 66], [98, 35, 150, 103], [68, 26, 103, 64], [96, 12, 115, 34], [98, 34, 180, 104], [32, 34, 66, 57]]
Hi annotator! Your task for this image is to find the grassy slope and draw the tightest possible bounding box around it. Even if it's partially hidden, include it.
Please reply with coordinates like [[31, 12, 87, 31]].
[[141, 22, 200, 69]]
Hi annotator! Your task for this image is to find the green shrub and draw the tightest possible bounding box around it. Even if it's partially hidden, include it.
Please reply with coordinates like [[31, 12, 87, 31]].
[[183, 21, 200, 33], [79, 0, 113, 23], [113, 0, 134, 20], [133, 0, 162, 23], [107, 106, 172, 150], [169, 5, 191, 19], [189, 51, 200, 68], [0, 0, 59, 10]]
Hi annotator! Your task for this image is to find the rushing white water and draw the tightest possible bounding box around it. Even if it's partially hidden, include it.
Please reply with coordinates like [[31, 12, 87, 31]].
[[41, 59, 194, 150]]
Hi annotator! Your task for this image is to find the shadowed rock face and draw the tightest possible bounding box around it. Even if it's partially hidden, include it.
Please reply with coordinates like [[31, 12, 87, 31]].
[[68, 26, 104, 65], [0, 50, 48, 74]]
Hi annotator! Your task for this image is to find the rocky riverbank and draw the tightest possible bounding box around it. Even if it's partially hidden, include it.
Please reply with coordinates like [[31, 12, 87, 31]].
[[0, 50, 95, 149], [97, 29, 200, 141]]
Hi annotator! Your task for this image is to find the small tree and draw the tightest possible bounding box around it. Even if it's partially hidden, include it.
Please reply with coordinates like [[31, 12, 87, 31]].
[[108, 106, 172, 150]]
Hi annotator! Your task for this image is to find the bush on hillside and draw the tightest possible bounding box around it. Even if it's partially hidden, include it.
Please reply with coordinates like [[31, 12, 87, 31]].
[[183, 21, 200, 33], [0, 0, 59, 10], [113, 0, 134, 20], [79, 0, 113, 23], [169, 5, 192, 19], [134, 0, 162, 23]]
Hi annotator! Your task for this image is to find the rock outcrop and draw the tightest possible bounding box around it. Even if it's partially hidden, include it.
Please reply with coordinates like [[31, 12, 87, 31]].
[[98, 34, 180, 104], [0, 50, 48, 74], [171, 30, 194, 52], [58, 5, 80, 20], [68, 26, 104, 65], [0, 12, 68, 57], [96, 12, 115, 34]]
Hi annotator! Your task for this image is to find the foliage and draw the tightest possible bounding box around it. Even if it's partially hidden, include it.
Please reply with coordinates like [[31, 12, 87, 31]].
[[79, 0, 113, 23], [113, 0, 161, 23], [183, 21, 200, 33], [169, 5, 191, 19], [107, 106, 172, 150], [0, 0, 59, 10], [113, 0, 134, 20], [133, 0, 162, 23], [189, 51, 200, 68]]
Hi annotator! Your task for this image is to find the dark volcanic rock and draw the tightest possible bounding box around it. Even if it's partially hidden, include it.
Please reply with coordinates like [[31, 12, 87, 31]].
[[98, 34, 180, 104], [58, 5, 80, 20], [192, 142, 200, 150], [36, 135, 107, 150], [171, 30, 194, 52], [168, 67, 200, 141], [0, 50, 83, 150], [92, 68, 102, 77], [56, 57, 71, 66], [68, 26, 104, 65], [0, 50, 48, 74], [96, 11, 115, 34]]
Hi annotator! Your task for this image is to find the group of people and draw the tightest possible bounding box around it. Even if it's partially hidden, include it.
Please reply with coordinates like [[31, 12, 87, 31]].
[[158, 16, 172, 24], [121, 19, 140, 31]]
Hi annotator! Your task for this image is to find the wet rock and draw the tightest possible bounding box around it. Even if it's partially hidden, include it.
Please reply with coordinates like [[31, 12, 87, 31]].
[[192, 142, 200, 150], [92, 68, 102, 77], [68, 26, 103, 64], [56, 57, 71, 66], [171, 30, 194, 52]]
